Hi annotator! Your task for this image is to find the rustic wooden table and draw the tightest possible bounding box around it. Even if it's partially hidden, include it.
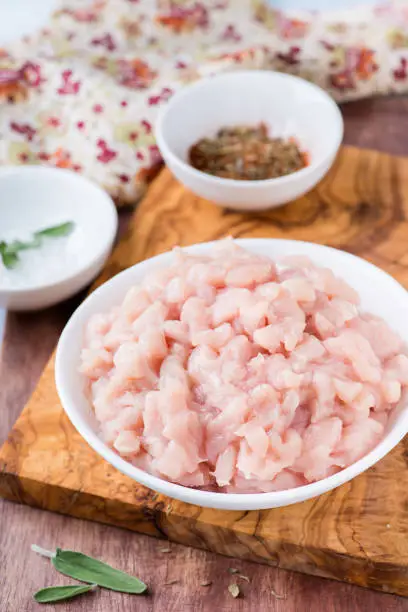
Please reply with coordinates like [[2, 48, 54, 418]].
[[1, 98, 408, 612]]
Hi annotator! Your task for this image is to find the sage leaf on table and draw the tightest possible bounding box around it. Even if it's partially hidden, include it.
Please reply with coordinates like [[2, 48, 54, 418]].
[[34, 584, 97, 604], [31, 546, 147, 594]]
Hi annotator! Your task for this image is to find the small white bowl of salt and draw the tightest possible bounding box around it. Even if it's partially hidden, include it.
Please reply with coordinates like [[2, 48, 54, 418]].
[[0, 166, 117, 311]]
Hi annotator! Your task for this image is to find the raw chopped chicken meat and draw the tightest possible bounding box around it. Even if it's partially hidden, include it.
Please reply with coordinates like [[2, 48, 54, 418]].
[[80, 239, 408, 493]]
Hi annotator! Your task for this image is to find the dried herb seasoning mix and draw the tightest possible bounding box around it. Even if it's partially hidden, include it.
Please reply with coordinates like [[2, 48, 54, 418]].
[[189, 123, 308, 181]]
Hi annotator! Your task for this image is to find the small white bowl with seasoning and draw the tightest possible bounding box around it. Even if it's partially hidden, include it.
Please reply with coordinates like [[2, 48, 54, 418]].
[[0, 166, 117, 311], [156, 71, 343, 211]]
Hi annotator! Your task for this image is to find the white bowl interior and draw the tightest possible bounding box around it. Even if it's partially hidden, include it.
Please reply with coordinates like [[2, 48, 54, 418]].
[[159, 71, 343, 170], [0, 166, 117, 292], [56, 239, 408, 510]]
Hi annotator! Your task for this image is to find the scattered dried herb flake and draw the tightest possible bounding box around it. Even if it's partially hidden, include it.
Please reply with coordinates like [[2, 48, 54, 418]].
[[228, 583, 240, 599], [271, 587, 286, 600], [237, 574, 250, 583]]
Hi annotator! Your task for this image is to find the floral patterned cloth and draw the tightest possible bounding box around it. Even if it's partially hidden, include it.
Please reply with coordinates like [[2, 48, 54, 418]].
[[1, 0, 408, 205]]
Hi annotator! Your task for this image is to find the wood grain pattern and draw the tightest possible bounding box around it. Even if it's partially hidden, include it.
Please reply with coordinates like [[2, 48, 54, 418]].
[[1, 144, 408, 605], [3, 504, 405, 612], [2, 98, 408, 612], [96, 146, 408, 286]]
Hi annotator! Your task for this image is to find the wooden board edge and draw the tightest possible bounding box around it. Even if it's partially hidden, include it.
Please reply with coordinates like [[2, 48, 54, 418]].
[[0, 468, 407, 598], [0, 468, 162, 538]]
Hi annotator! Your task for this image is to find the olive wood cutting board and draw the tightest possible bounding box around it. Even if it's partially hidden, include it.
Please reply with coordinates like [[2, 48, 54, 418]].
[[1, 146, 408, 597]]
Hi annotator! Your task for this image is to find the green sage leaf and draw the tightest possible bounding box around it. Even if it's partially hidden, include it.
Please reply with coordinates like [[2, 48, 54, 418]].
[[0, 245, 19, 269], [6, 237, 42, 253], [34, 583, 96, 604], [0, 221, 74, 270], [52, 549, 147, 594], [34, 221, 75, 238]]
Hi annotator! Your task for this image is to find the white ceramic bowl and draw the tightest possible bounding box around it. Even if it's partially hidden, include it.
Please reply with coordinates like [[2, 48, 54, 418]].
[[156, 71, 343, 211], [56, 238, 408, 511], [0, 166, 117, 311]]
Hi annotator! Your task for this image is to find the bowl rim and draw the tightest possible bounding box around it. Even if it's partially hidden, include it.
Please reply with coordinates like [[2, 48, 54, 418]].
[[155, 70, 344, 190], [55, 238, 408, 510], [0, 165, 118, 295]]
